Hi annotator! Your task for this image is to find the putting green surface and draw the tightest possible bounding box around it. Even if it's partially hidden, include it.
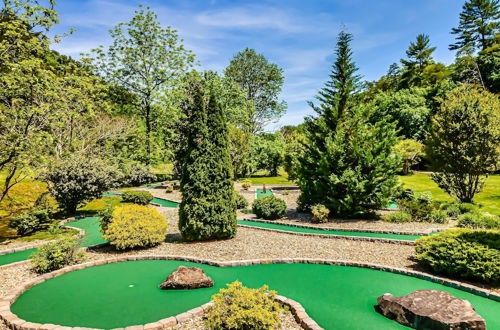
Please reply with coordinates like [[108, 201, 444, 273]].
[[151, 197, 179, 208], [11, 260, 500, 329], [256, 188, 273, 198], [238, 220, 422, 241], [67, 216, 107, 247], [0, 248, 36, 266]]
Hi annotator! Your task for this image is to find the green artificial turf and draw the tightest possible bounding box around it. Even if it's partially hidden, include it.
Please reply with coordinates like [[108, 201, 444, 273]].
[[256, 188, 273, 199], [0, 248, 36, 266], [151, 198, 179, 208], [237, 220, 422, 241], [66, 217, 107, 247], [11, 260, 500, 329]]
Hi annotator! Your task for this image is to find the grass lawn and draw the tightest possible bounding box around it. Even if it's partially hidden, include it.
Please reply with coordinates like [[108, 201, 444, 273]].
[[242, 169, 295, 185], [399, 173, 500, 215]]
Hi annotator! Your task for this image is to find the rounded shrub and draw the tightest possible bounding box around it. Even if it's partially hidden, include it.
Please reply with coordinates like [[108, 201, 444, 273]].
[[428, 209, 449, 224], [103, 204, 168, 250], [415, 229, 500, 283], [31, 238, 86, 273], [382, 211, 412, 223], [252, 195, 287, 220], [458, 213, 500, 229], [235, 191, 249, 210], [9, 207, 52, 236], [205, 281, 282, 330], [121, 191, 153, 205], [165, 184, 174, 193], [311, 204, 330, 223], [442, 203, 461, 217], [457, 203, 478, 214], [240, 179, 252, 190]]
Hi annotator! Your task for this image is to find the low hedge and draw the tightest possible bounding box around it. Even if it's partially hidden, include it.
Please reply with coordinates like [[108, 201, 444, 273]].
[[415, 229, 500, 283], [457, 213, 500, 229], [252, 195, 287, 220], [382, 211, 412, 223], [121, 191, 153, 205]]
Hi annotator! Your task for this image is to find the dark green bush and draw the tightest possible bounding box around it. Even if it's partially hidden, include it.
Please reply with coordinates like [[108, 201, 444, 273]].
[[458, 213, 500, 229], [394, 187, 415, 201], [397, 191, 448, 223], [415, 229, 500, 283], [9, 207, 52, 236], [98, 202, 115, 232], [428, 210, 448, 224], [121, 191, 153, 205], [31, 238, 86, 273], [457, 203, 478, 214], [235, 192, 249, 209], [252, 196, 287, 220], [382, 211, 412, 223], [118, 162, 156, 187]]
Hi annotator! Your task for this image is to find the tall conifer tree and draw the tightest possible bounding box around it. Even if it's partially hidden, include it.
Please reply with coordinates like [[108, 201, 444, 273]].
[[296, 31, 400, 217], [178, 74, 236, 241]]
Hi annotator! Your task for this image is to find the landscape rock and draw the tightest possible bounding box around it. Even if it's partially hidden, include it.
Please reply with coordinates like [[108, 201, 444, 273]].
[[376, 289, 486, 330], [159, 266, 213, 290]]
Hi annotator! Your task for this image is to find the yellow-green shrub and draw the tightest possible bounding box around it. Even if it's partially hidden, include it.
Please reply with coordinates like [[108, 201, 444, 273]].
[[103, 204, 168, 250], [205, 281, 282, 330], [31, 238, 86, 273], [311, 204, 329, 223]]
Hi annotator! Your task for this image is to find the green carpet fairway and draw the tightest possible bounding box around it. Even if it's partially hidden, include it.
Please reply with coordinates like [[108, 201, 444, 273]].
[[238, 220, 422, 241], [11, 260, 500, 329], [256, 188, 273, 198], [0, 248, 36, 266], [67, 217, 107, 247], [151, 197, 179, 208]]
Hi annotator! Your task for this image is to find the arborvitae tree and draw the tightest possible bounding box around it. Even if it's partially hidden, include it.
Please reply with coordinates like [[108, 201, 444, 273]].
[[296, 31, 400, 217], [449, 0, 500, 55], [178, 75, 236, 241], [400, 34, 436, 88]]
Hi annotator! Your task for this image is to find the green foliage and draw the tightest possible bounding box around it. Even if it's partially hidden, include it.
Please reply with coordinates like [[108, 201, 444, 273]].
[[382, 211, 413, 223], [416, 229, 500, 283], [42, 155, 119, 214], [449, 0, 500, 55], [252, 195, 287, 220], [234, 191, 249, 210], [428, 209, 449, 224], [178, 73, 237, 241], [297, 31, 400, 217], [165, 184, 174, 193], [371, 88, 431, 140], [103, 204, 168, 250], [281, 125, 306, 181], [249, 134, 285, 176], [398, 191, 448, 223], [225, 48, 286, 133], [83, 5, 195, 163], [31, 238, 86, 274], [98, 202, 115, 233], [240, 179, 252, 190], [311, 204, 330, 223], [118, 163, 156, 187], [205, 281, 282, 330], [400, 34, 436, 88], [9, 207, 52, 236], [394, 139, 424, 174], [427, 85, 500, 203], [121, 191, 153, 205], [458, 212, 500, 229]]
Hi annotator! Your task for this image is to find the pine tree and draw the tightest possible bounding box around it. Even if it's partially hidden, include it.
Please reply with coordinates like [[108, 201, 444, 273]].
[[400, 34, 436, 87], [450, 0, 500, 55], [296, 31, 400, 217], [178, 75, 236, 241]]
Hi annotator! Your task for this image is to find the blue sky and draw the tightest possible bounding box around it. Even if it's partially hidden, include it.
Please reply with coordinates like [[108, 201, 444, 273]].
[[51, 0, 464, 130]]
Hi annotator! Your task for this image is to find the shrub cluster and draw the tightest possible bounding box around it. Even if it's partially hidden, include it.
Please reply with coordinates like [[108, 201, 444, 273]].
[[205, 281, 282, 330], [9, 207, 52, 236], [252, 195, 287, 220], [457, 213, 500, 229], [382, 211, 412, 223], [415, 229, 500, 283], [31, 238, 86, 273], [235, 191, 249, 210], [442, 202, 478, 217], [103, 204, 168, 250], [311, 204, 329, 223], [118, 162, 156, 187], [240, 179, 252, 190], [396, 191, 449, 223], [121, 191, 153, 205]]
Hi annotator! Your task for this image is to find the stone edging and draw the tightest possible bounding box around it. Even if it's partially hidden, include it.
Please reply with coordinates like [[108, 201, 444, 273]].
[[238, 222, 416, 246], [240, 218, 440, 236], [2, 256, 499, 330]]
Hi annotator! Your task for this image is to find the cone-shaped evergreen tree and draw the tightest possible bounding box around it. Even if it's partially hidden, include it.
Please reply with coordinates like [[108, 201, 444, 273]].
[[296, 31, 401, 217], [178, 75, 236, 241]]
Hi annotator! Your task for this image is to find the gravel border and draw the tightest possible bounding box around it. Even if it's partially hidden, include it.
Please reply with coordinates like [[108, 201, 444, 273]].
[[2, 255, 499, 330]]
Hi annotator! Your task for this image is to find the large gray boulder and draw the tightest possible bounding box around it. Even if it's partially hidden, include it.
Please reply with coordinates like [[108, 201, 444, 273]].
[[376, 289, 486, 329], [159, 266, 214, 290]]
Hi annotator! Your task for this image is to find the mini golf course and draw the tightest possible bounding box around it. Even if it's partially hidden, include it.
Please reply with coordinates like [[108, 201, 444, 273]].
[[10, 259, 500, 329], [238, 220, 424, 241]]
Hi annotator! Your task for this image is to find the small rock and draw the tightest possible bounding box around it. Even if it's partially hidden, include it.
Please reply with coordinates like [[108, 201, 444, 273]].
[[159, 266, 214, 290], [376, 289, 486, 330]]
